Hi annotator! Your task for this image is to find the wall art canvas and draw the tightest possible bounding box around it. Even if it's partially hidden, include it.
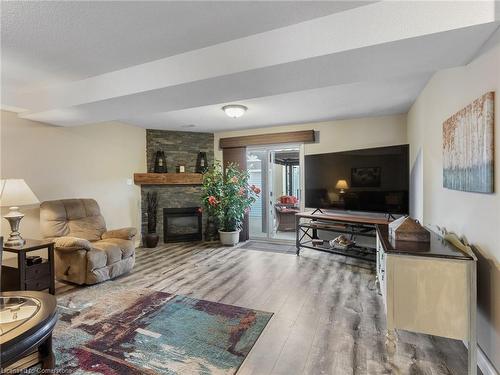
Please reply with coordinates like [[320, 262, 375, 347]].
[[443, 91, 495, 193], [351, 167, 381, 187]]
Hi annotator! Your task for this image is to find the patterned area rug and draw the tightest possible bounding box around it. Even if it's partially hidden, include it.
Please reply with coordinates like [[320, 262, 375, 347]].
[[54, 286, 272, 374]]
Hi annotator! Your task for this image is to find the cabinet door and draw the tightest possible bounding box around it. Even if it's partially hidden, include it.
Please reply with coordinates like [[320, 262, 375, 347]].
[[387, 255, 469, 340], [25, 261, 50, 281], [376, 236, 387, 309], [25, 277, 51, 291]]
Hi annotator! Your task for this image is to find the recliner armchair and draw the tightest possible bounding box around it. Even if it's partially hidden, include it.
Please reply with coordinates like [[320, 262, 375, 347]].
[[40, 199, 136, 285]]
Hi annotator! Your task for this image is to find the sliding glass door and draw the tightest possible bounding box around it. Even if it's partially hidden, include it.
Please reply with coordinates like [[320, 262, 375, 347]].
[[247, 148, 268, 239], [247, 144, 303, 242]]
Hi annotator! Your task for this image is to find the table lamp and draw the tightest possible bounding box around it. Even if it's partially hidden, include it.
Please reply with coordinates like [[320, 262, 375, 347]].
[[335, 179, 349, 194], [0, 179, 40, 247]]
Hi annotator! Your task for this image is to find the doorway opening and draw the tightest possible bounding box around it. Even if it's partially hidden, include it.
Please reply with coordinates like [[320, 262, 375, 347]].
[[247, 145, 303, 242]]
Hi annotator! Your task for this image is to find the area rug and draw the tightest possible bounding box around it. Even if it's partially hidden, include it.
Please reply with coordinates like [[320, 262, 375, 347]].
[[238, 240, 296, 255], [54, 287, 272, 374]]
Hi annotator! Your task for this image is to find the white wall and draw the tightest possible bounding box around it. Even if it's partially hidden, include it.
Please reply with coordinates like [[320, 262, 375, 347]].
[[407, 40, 500, 370], [215, 114, 407, 160], [0, 110, 146, 251]]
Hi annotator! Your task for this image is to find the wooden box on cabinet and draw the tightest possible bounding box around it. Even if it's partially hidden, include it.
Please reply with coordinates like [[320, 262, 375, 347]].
[[388, 215, 430, 242]]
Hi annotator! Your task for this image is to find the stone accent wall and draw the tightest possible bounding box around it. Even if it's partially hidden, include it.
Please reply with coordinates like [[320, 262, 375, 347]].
[[142, 129, 214, 243]]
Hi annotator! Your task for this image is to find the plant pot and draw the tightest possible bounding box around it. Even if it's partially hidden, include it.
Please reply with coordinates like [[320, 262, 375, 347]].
[[218, 230, 240, 246], [205, 216, 218, 242], [144, 233, 160, 248]]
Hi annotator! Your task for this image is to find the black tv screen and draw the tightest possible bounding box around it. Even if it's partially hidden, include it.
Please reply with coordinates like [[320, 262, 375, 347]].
[[305, 144, 409, 214]]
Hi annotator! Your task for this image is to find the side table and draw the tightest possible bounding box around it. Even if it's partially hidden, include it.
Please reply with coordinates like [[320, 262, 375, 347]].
[[1, 239, 55, 295]]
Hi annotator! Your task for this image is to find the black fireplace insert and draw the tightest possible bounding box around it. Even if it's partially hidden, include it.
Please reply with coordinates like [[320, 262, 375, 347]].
[[163, 207, 202, 242]]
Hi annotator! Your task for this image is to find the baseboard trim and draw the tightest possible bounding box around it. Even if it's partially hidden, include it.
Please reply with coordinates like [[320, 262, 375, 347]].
[[477, 347, 499, 375], [463, 341, 499, 375]]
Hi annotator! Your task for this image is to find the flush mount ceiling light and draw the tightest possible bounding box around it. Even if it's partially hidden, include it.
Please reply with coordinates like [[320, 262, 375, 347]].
[[222, 104, 247, 118]]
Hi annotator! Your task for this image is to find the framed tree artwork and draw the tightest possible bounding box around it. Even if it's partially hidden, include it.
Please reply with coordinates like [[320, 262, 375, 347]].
[[443, 91, 495, 193]]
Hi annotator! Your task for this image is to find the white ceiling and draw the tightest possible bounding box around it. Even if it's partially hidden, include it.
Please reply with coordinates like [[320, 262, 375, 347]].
[[1, 1, 499, 132], [1, 1, 369, 93]]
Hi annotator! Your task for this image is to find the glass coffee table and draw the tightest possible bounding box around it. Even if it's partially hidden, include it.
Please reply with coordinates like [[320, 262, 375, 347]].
[[0, 291, 58, 370]]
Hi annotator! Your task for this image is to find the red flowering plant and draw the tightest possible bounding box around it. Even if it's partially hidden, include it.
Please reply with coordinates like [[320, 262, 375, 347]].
[[201, 161, 259, 232]]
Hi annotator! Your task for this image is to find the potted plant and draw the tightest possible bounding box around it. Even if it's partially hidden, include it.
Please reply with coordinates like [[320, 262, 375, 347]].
[[144, 191, 159, 248], [201, 162, 260, 245]]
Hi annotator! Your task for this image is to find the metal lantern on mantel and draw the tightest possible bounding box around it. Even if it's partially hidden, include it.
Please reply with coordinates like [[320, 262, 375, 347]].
[[389, 215, 430, 242], [196, 152, 208, 173], [154, 151, 167, 173]]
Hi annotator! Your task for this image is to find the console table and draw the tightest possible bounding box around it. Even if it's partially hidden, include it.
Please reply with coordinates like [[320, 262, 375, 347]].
[[376, 224, 477, 374], [295, 211, 390, 262]]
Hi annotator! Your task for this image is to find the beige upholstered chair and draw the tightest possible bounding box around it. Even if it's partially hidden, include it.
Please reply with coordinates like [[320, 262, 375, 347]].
[[40, 199, 136, 285]]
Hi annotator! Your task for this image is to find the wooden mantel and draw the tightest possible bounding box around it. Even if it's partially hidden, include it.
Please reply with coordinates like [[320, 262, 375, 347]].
[[134, 173, 203, 185]]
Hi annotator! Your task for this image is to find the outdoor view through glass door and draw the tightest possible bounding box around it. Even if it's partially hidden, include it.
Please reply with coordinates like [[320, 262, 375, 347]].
[[247, 145, 302, 241]]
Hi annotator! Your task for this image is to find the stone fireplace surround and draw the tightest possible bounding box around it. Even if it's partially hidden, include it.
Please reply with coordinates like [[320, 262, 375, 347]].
[[141, 129, 214, 243]]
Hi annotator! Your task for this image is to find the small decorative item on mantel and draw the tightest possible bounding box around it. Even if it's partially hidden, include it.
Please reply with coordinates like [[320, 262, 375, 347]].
[[153, 151, 167, 173], [196, 152, 208, 173], [176, 165, 186, 173], [389, 215, 430, 242], [144, 191, 159, 248]]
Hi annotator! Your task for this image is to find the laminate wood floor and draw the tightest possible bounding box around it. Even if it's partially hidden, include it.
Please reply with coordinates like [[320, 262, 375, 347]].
[[56, 242, 472, 375]]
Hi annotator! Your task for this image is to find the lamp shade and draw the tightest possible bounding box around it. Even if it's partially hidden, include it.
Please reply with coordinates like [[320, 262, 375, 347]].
[[0, 179, 40, 207], [335, 179, 349, 190]]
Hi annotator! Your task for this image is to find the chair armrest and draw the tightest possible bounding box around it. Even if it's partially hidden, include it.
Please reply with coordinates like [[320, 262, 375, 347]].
[[102, 227, 137, 240], [54, 236, 92, 251]]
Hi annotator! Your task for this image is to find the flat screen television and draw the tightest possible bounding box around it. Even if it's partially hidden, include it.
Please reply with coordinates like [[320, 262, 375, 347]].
[[305, 144, 409, 214]]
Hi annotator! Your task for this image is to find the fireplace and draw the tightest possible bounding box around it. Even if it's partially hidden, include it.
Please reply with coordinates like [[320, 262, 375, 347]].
[[163, 207, 202, 242]]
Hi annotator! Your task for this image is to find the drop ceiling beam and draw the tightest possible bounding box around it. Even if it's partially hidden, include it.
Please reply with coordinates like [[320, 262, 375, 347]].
[[14, 1, 497, 127]]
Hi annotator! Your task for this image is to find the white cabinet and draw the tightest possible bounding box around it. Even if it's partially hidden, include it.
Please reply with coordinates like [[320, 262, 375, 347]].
[[375, 236, 387, 309], [376, 225, 477, 375]]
